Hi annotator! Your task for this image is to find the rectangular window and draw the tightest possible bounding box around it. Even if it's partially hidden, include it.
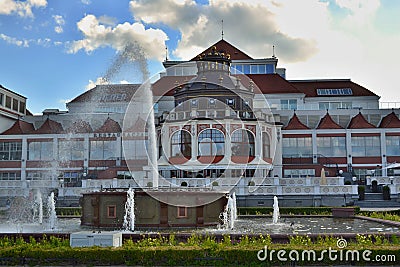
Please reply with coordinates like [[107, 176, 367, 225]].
[[280, 99, 297, 110], [317, 137, 346, 157], [386, 136, 400, 156], [0, 141, 22, 160], [177, 206, 187, 218], [283, 169, 315, 178], [351, 136, 381, 157], [250, 65, 258, 74], [122, 140, 147, 160], [243, 65, 250, 74], [0, 172, 21, 180], [28, 141, 53, 160], [26, 172, 52, 180], [226, 99, 235, 106], [90, 140, 117, 160], [107, 205, 116, 218], [282, 137, 312, 157], [12, 99, 18, 111], [19, 101, 25, 114], [5, 96, 11, 109], [0, 93, 3, 106], [58, 140, 84, 161], [258, 64, 266, 74]]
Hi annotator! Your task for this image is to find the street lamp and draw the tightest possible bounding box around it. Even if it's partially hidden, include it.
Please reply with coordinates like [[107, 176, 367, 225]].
[[352, 176, 357, 185]]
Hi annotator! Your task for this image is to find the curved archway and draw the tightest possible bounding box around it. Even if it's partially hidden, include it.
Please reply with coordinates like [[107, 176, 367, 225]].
[[231, 129, 255, 163], [170, 130, 192, 164]]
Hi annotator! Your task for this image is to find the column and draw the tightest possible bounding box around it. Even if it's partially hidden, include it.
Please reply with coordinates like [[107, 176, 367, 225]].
[[381, 131, 387, 176], [191, 122, 197, 160], [312, 130, 317, 164], [21, 137, 27, 181]]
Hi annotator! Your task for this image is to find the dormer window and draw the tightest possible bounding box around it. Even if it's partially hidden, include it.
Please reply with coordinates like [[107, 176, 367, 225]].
[[191, 99, 198, 108], [226, 99, 235, 106], [208, 98, 216, 107]]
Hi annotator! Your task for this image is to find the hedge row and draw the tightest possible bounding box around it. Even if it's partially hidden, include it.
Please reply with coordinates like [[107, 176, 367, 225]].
[[1, 245, 399, 266], [55, 207, 81, 216], [238, 206, 360, 215], [0, 234, 399, 266]]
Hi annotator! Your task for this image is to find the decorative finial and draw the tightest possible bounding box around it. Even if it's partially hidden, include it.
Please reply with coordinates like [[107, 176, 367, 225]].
[[272, 45, 276, 58], [165, 46, 168, 61], [221, 19, 224, 40]]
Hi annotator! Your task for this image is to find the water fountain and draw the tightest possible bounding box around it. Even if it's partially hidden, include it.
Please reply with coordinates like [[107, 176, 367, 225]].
[[272, 196, 280, 224], [47, 192, 57, 230], [219, 194, 236, 230], [33, 190, 43, 225], [123, 188, 135, 231], [232, 192, 237, 220]]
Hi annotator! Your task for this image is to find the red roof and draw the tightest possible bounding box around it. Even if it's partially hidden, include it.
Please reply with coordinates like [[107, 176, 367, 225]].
[[1, 120, 35, 135], [35, 118, 64, 134], [246, 74, 303, 94], [152, 75, 194, 96], [289, 79, 378, 98], [347, 112, 376, 129], [379, 112, 400, 128], [65, 120, 93, 133], [191, 39, 253, 61], [317, 112, 343, 129], [283, 113, 310, 130], [95, 118, 121, 133]]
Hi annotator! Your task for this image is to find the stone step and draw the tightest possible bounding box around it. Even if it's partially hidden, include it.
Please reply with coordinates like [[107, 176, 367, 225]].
[[364, 193, 384, 201], [355, 200, 400, 208]]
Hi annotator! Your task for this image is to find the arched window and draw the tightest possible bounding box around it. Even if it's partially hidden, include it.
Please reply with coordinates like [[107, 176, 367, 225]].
[[231, 129, 255, 157], [170, 130, 191, 159], [263, 132, 271, 159], [198, 129, 225, 156]]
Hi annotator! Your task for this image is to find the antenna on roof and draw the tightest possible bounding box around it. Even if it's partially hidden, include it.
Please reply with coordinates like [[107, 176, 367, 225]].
[[272, 45, 276, 58], [221, 19, 224, 40], [165, 45, 168, 61]]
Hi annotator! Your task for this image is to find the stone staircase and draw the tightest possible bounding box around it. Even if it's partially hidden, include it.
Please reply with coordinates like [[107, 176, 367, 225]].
[[355, 193, 400, 208]]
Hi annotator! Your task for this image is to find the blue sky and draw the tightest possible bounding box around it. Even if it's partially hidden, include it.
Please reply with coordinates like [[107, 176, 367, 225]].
[[1, 0, 400, 114]]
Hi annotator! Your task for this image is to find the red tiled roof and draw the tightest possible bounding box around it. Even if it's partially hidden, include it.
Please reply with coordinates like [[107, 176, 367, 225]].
[[289, 79, 378, 98], [124, 117, 147, 132], [152, 75, 194, 96], [95, 118, 121, 133], [317, 112, 343, 129], [347, 112, 376, 129], [246, 74, 303, 94], [35, 118, 64, 134], [1, 120, 35, 135], [379, 112, 400, 128], [190, 39, 253, 61], [65, 120, 93, 133], [283, 113, 310, 130]]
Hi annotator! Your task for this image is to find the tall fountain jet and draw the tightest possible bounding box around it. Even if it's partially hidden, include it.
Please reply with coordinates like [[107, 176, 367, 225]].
[[123, 188, 135, 231], [47, 192, 57, 230], [272, 196, 280, 224]]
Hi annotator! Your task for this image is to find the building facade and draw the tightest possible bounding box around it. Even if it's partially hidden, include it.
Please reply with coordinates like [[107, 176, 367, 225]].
[[1, 39, 400, 207]]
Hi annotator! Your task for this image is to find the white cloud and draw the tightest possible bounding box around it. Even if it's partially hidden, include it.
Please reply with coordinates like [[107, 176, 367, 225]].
[[85, 77, 108, 90], [53, 15, 65, 34], [68, 14, 169, 61], [0, 33, 29, 47], [81, 0, 91, 5], [129, 0, 318, 62], [0, 0, 47, 18]]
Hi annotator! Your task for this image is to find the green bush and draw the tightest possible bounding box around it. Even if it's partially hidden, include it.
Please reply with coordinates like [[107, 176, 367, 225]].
[[238, 206, 360, 215], [0, 234, 399, 266], [55, 207, 82, 216]]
